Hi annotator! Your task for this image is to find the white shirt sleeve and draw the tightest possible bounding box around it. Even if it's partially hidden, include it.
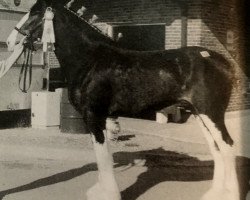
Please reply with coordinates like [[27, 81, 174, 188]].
[[0, 43, 24, 78]]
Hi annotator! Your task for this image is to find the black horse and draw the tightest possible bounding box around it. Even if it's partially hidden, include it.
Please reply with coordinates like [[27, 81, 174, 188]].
[[7, 0, 239, 200]]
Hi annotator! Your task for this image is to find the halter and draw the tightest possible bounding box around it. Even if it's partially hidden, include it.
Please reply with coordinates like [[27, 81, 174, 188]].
[[15, 20, 43, 40], [16, 5, 113, 92], [18, 47, 33, 93], [17, 6, 57, 92], [14, 27, 30, 37], [15, 16, 40, 93]]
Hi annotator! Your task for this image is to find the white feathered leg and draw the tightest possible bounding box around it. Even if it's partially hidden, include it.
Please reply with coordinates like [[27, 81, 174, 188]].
[[87, 133, 121, 200], [195, 114, 239, 200]]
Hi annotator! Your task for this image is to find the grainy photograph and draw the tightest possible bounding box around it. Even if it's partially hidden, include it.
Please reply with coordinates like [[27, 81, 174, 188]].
[[0, 0, 249, 200]]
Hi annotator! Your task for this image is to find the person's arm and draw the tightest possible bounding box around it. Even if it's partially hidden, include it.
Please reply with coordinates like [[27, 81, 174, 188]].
[[0, 37, 25, 78]]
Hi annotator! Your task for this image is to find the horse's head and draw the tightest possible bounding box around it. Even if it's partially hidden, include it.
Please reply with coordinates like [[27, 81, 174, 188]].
[[7, 0, 69, 51]]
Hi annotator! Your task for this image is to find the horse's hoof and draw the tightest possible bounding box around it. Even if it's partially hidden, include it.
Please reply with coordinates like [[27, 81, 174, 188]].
[[201, 188, 239, 200], [86, 182, 121, 200]]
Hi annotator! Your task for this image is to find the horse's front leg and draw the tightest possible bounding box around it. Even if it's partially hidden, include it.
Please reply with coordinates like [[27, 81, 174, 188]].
[[85, 111, 121, 200]]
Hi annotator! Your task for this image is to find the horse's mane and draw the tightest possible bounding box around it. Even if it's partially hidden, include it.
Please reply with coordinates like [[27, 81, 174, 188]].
[[56, 1, 188, 58], [62, 4, 115, 45]]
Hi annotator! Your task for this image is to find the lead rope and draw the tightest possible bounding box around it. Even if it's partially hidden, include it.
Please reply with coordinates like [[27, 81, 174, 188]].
[[18, 45, 33, 93], [18, 7, 55, 93]]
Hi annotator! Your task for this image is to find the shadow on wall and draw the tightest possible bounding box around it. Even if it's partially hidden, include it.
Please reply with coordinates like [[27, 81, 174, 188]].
[[0, 148, 248, 200]]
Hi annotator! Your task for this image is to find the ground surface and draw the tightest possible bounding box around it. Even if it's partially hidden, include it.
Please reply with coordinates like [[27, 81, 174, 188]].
[[0, 110, 249, 200]]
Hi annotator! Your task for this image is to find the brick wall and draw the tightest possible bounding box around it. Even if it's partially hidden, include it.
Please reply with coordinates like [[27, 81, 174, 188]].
[[48, 52, 60, 68], [200, 0, 245, 65], [198, 0, 248, 111], [165, 19, 182, 49], [49, 0, 187, 63], [73, 0, 193, 50], [80, 0, 179, 24]]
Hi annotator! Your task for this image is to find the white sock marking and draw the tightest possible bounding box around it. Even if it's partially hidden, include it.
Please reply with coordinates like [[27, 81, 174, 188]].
[[195, 114, 225, 189], [91, 134, 119, 193], [196, 114, 239, 199]]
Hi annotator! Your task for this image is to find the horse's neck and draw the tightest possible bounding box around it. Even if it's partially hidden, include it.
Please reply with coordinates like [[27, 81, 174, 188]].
[[52, 8, 117, 83], [53, 9, 101, 84], [85, 25, 115, 46]]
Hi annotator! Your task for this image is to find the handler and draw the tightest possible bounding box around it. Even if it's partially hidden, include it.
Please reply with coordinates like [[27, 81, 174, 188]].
[[0, 37, 25, 78]]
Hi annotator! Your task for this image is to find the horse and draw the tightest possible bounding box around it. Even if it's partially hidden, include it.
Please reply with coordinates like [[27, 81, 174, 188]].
[[7, 0, 240, 200]]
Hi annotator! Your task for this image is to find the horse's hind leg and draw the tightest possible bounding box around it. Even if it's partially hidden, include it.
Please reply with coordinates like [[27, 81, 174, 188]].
[[85, 110, 121, 200], [195, 113, 239, 200]]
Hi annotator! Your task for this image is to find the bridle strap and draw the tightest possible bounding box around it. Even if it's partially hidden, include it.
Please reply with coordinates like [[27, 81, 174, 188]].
[[17, 7, 53, 93], [15, 23, 41, 39], [14, 27, 29, 37], [19, 47, 33, 93]]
